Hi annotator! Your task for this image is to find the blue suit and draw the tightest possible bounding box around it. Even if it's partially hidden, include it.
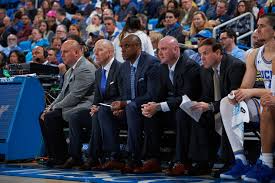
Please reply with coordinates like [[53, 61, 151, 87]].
[[119, 51, 161, 160]]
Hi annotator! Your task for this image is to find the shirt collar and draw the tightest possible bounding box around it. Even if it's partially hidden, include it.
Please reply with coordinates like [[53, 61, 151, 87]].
[[130, 54, 141, 69], [102, 57, 114, 72], [168, 57, 180, 72], [71, 56, 83, 70], [212, 62, 221, 75]]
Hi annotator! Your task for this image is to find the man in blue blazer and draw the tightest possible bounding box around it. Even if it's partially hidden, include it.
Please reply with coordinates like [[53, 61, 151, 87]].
[[110, 34, 161, 173]]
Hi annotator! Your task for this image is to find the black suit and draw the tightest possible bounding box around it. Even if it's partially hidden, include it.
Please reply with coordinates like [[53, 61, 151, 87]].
[[157, 55, 202, 163], [119, 51, 160, 160], [199, 54, 246, 163], [68, 59, 121, 161]]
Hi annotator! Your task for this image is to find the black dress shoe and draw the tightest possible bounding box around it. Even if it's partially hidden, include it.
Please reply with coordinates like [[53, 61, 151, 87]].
[[78, 160, 100, 171], [188, 163, 212, 176], [45, 158, 66, 168], [55, 157, 83, 169]]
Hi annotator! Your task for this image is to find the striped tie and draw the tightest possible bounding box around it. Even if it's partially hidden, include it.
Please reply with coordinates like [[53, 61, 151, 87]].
[[130, 65, 136, 99]]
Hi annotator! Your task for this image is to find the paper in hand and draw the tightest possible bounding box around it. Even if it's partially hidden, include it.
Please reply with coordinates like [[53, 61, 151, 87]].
[[180, 95, 202, 122]]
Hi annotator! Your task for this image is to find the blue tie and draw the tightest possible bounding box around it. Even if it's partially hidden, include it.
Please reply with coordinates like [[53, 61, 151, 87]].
[[100, 69, 107, 95], [130, 65, 136, 99], [169, 69, 174, 85]]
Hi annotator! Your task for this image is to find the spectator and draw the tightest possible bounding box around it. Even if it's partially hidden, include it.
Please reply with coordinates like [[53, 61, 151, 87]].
[[179, 0, 198, 27], [227, 0, 254, 46], [55, 24, 68, 42], [52, 1, 61, 11], [86, 14, 102, 35], [113, 15, 154, 62], [183, 11, 212, 38], [24, 0, 37, 21], [245, 29, 264, 56], [208, 0, 231, 27], [69, 24, 81, 37], [138, 0, 161, 19], [13, 11, 24, 32], [51, 36, 63, 63], [39, 20, 55, 43], [46, 10, 57, 32], [33, 15, 44, 29], [102, 8, 114, 19], [201, 0, 218, 20], [63, 0, 79, 15], [3, 34, 23, 56], [100, 16, 120, 42], [0, 17, 17, 47], [136, 13, 148, 32], [115, 0, 138, 22], [41, 0, 52, 15], [46, 48, 59, 65], [161, 10, 185, 43], [0, 8, 6, 23], [183, 29, 213, 65], [79, 0, 93, 17], [31, 46, 48, 64], [56, 8, 71, 30], [149, 31, 163, 57], [7, 50, 25, 64], [220, 28, 246, 62], [17, 14, 32, 43]]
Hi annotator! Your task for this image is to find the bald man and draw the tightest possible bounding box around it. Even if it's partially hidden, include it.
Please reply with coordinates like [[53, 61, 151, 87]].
[[142, 36, 201, 176], [40, 40, 96, 167]]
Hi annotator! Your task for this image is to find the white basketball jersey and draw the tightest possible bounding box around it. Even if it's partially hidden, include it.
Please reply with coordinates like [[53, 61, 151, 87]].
[[255, 46, 272, 89]]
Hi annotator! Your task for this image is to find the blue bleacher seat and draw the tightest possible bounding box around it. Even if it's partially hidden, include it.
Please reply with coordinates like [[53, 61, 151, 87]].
[[116, 21, 126, 30], [18, 41, 31, 53], [148, 18, 158, 31]]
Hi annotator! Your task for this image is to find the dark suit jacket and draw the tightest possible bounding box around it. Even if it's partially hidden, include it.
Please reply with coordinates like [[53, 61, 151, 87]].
[[93, 59, 122, 104], [158, 55, 201, 111], [119, 51, 160, 107], [200, 54, 246, 113]]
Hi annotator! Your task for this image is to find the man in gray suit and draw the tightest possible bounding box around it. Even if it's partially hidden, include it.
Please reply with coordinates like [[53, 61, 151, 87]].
[[40, 39, 96, 167]]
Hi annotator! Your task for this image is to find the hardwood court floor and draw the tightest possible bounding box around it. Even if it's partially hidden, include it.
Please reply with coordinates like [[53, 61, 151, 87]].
[[0, 175, 83, 183]]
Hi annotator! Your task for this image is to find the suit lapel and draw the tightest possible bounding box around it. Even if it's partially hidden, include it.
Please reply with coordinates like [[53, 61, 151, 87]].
[[173, 57, 183, 86], [105, 61, 116, 92], [219, 56, 227, 96], [135, 53, 145, 91], [63, 56, 84, 93]]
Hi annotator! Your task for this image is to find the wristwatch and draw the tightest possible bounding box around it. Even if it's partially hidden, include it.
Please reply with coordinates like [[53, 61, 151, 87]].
[[208, 102, 215, 112]]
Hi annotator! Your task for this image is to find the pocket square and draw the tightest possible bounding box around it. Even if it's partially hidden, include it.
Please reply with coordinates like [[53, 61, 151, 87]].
[[110, 81, 115, 85], [138, 78, 144, 82], [168, 92, 174, 96]]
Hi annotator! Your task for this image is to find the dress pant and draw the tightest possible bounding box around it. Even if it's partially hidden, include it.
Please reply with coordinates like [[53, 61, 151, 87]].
[[175, 109, 218, 163], [125, 102, 160, 160], [97, 106, 120, 155], [42, 109, 68, 161], [68, 109, 93, 161]]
